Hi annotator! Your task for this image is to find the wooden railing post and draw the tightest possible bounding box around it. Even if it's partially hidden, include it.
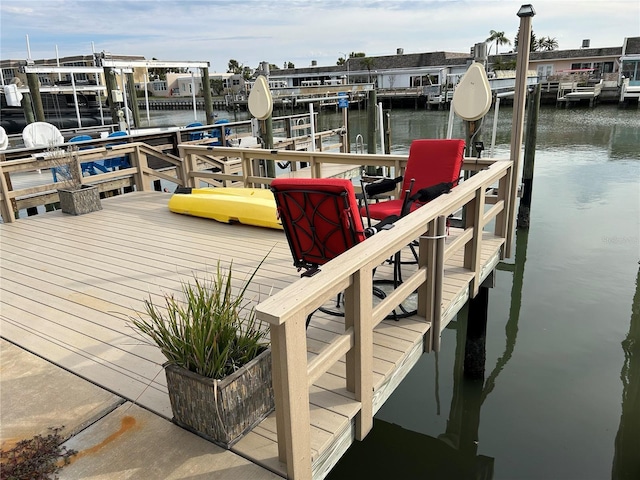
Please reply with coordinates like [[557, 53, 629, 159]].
[[432, 216, 446, 352], [182, 148, 199, 188], [175, 150, 189, 187], [464, 187, 485, 297], [417, 233, 431, 352], [239, 152, 251, 188], [270, 314, 312, 479], [311, 157, 321, 178], [423, 219, 437, 350], [344, 269, 374, 440], [0, 164, 15, 223], [494, 165, 512, 256], [132, 145, 149, 191]]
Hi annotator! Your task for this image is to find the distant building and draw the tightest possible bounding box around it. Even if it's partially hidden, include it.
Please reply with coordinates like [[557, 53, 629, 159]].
[[620, 37, 640, 86], [0, 53, 146, 89], [266, 36, 639, 90], [2, 35, 638, 102]]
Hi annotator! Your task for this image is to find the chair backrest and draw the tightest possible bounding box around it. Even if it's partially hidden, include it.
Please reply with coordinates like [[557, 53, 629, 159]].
[[402, 139, 466, 195], [271, 178, 365, 273], [69, 135, 93, 142], [186, 122, 204, 141], [69, 135, 94, 150], [22, 122, 64, 148], [0, 126, 8, 150], [105, 131, 130, 169], [210, 119, 231, 146], [107, 131, 128, 139]]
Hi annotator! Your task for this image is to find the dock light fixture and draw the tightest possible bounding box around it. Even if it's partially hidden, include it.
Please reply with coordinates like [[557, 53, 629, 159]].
[[517, 4, 536, 17]]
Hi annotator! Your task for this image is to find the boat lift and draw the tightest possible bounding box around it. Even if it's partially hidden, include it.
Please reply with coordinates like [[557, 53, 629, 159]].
[[97, 58, 210, 132], [19, 65, 112, 129]]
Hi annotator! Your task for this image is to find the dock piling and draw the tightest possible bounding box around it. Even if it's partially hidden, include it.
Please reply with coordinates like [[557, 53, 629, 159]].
[[25, 73, 45, 122], [464, 286, 489, 379], [518, 83, 541, 228]]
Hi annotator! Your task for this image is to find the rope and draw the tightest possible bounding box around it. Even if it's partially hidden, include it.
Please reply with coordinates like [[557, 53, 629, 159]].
[[421, 234, 448, 240]]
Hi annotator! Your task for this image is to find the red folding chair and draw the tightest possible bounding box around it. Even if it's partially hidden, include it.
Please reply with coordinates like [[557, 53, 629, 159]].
[[271, 178, 397, 326], [359, 139, 466, 291], [360, 139, 466, 221]]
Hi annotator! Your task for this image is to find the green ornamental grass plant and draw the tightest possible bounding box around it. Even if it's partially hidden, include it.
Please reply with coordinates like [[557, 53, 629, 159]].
[[131, 258, 268, 380]]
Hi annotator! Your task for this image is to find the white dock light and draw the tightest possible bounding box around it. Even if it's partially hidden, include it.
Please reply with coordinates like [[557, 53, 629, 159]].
[[517, 4, 536, 17]]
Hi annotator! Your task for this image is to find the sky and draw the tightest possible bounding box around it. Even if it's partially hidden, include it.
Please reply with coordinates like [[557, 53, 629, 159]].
[[1, 0, 639, 73]]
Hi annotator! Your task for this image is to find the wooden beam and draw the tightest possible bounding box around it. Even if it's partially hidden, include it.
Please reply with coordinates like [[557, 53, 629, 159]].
[[345, 269, 373, 440], [506, 12, 533, 258], [270, 314, 312, 479]]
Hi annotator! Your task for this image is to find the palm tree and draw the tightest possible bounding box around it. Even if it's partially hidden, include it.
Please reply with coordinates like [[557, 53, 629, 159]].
[[492, 58, 517, 71], [538, 36, 559, 51], [486, 30, 511, 55], [361, 57, 375, 83], [227, 59, 243, 75], [514, 29, 539, 52]]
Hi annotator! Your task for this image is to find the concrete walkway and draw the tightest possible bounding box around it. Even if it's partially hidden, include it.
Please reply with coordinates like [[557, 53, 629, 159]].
[[0, 339, 281, 479]]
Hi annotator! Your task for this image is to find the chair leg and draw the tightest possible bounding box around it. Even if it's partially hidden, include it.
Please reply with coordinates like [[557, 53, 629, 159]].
[[373, 249, 418, 320]]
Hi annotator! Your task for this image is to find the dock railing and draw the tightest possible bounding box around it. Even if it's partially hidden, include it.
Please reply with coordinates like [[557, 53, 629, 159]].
[[0, 143, 184, 223], [0, 122, 345, 222], [222, 149, 511, 478]]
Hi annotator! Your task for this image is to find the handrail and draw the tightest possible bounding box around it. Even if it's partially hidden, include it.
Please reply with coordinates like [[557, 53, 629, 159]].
[[0, 142, 185, 222], [255, 158, 512, 478]]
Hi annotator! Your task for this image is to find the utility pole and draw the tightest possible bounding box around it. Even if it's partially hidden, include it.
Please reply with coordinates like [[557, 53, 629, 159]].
[[201, 67, 215, 125], [103, 67, 120, 126], [25, 73, 45, 122], [126, 72, 141, 128]]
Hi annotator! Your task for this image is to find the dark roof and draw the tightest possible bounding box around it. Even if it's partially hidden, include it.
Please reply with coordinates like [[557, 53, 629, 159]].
[[533, 46, 621, 60], [623, 37, 640, 55], [278, 51, 471, 76], [277, 64, 343, 75], [273, 38, 635, 77], [493, 46, 622, 61], [347, 51, 470, 70]]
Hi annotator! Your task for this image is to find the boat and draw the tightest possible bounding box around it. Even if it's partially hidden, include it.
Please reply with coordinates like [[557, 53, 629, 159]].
[[168, 187, 282, 230]]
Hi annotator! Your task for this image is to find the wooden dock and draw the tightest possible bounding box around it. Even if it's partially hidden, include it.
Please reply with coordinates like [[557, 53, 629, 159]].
[[0, 27, 535, 474], [0, 136, 516, 479], [556, 80, 603, 107], [0, 167, 507, 477]]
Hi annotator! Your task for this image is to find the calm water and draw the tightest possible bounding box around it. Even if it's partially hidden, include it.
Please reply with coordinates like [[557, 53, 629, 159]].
[[332, 106, 639, 480], [153, 105, 640, 479]]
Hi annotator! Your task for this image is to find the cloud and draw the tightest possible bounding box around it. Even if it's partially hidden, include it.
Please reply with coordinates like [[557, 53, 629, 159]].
[[2, 6, 35, 14], [1, 0, 638, 71]]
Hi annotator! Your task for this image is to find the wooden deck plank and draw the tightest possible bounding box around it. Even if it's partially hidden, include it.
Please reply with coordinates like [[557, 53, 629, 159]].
[[0, 318, 171, 417], [0, 291, 164, 386], [4, 211, 295, 294]]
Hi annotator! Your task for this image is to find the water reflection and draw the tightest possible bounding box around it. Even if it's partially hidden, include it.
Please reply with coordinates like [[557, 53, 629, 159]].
[[327, 305, 496, 477], [328, 229, 530, 479], [612, 267, 640, 479], [321, 106, 640, 161], [482, 228, 528, 401]]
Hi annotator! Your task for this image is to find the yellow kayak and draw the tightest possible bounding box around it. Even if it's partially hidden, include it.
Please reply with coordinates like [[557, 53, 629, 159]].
[[168, 187, 282, 230]]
